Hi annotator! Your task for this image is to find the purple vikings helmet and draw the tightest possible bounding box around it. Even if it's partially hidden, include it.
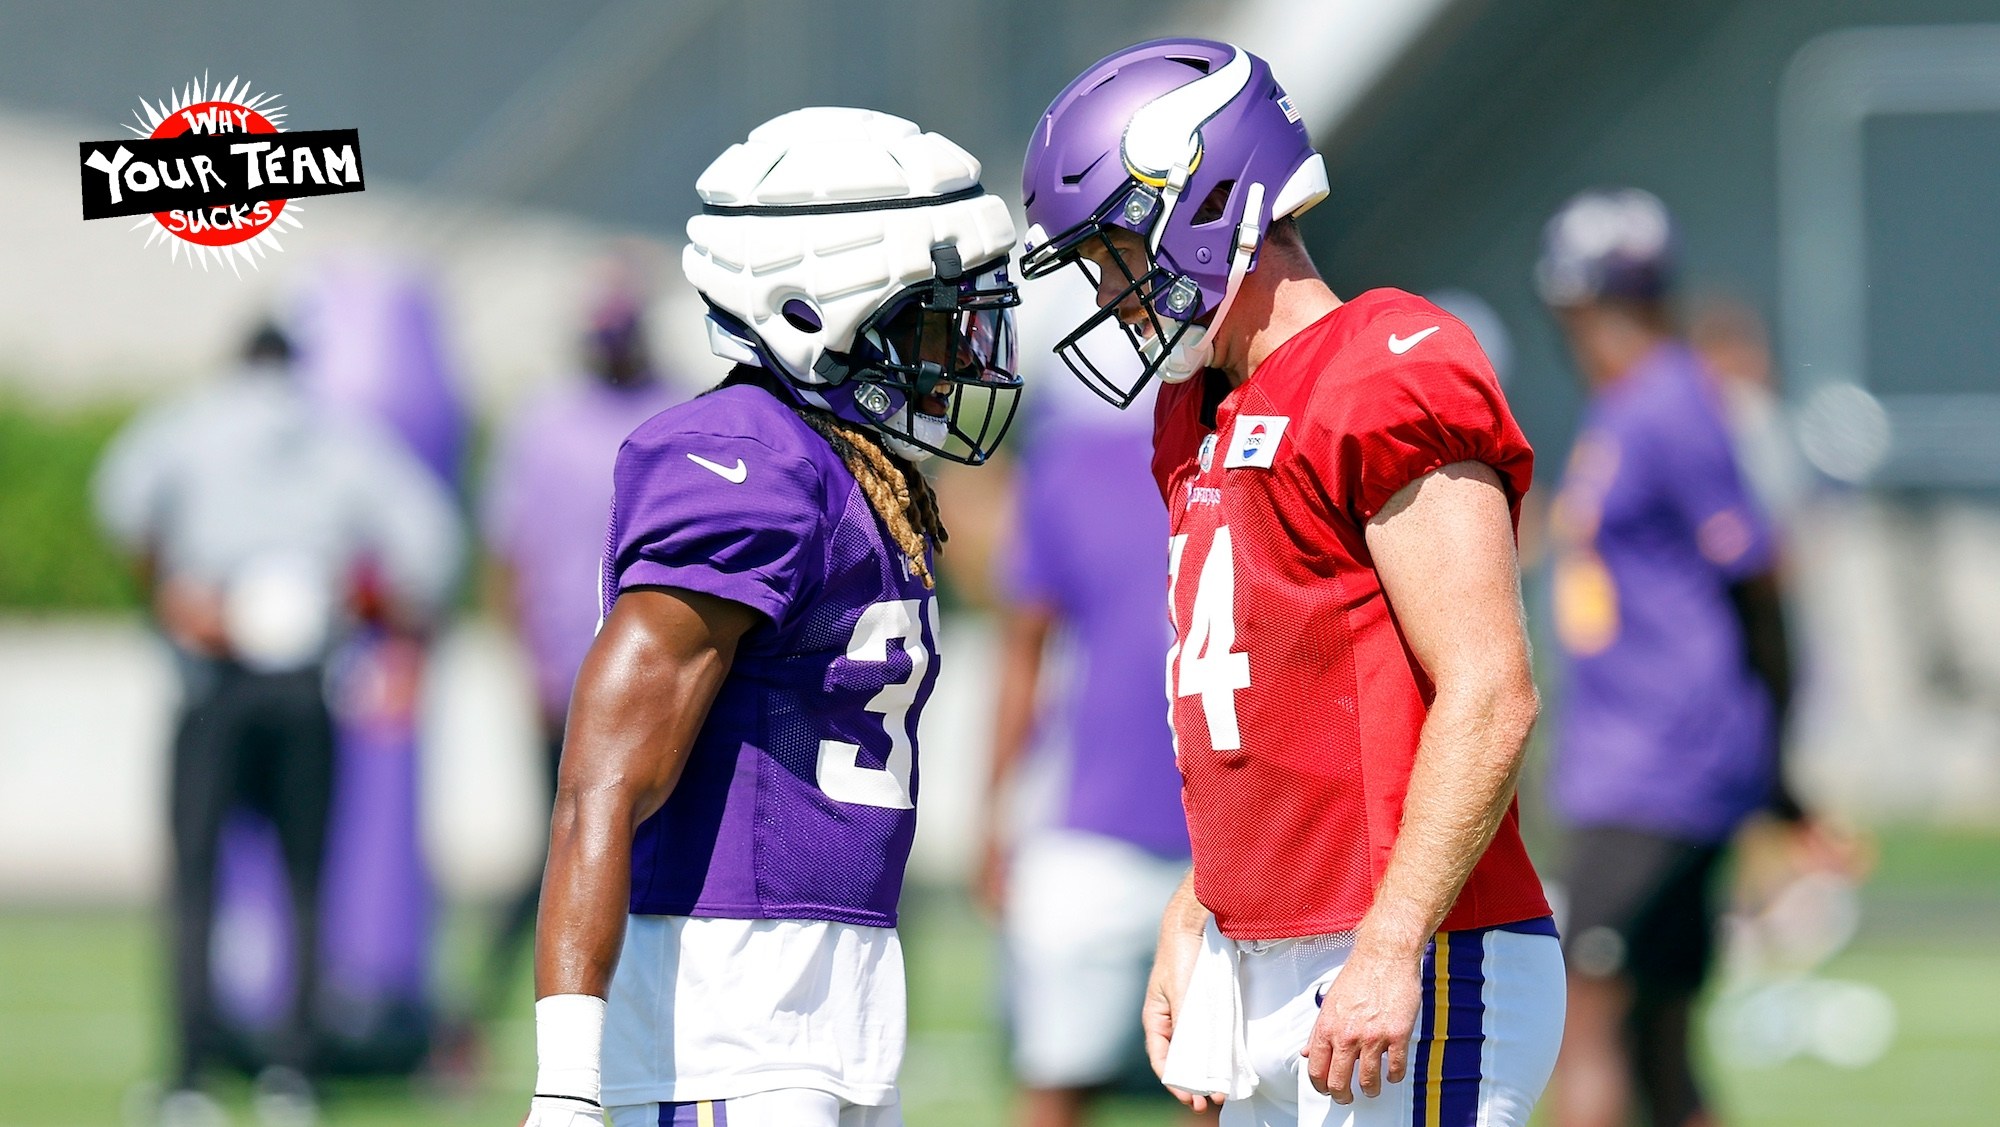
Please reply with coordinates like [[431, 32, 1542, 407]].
[[1021, 39, 1329, 407], [686, 108, 1022, 464], [1534, 187, 1678, 307]]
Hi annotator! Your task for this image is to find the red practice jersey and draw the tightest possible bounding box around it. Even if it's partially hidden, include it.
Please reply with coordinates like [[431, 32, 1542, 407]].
[[1152, 289, 1551, 940]]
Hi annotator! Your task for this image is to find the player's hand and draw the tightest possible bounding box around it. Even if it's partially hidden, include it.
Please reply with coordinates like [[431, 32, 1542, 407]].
[[1786, 816, 1873, 880], [1145, 919, 1215, 1112], [1303, 946, 1422, 1104], [522, 1095, 604, 1126], [973, 822, 1008, 922], [155, 576, 231, 656]]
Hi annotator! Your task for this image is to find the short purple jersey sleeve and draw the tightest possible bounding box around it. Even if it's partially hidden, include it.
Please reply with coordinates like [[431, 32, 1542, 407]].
[[605, 426, 826, 625]]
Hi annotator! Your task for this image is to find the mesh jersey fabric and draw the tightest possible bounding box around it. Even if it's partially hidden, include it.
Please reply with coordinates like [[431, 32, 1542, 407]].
[[1151, 288, 1550, 940], [602, 384, 938, 926]]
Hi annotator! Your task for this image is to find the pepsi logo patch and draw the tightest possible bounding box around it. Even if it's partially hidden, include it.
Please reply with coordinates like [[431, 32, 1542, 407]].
[[1224, 414, 1289, 470]]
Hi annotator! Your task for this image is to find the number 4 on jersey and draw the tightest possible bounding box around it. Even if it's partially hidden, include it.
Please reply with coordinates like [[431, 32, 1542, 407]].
[[1168, 526, 1250, 750]]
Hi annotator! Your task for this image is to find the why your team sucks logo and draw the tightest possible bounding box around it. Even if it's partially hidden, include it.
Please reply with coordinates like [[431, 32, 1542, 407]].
[[77, 74, 365, 271]]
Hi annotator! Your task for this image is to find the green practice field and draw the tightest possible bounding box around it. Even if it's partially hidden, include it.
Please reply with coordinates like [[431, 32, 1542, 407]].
[[2, 829, 1996, 1126]]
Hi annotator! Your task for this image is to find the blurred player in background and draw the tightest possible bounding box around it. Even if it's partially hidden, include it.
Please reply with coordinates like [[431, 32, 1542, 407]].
[[1535, 188, 1835, 1127], [978, 280, 1199, 1127], [94, 321, 462, 1126], [476, 271, 678, 1021], [523, 108, 1021, 1127], [1021, 38, 1562, 1127]]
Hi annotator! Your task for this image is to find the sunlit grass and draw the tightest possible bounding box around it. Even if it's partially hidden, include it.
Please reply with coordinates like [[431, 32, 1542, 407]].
[[1, 829, 1994, 1126]]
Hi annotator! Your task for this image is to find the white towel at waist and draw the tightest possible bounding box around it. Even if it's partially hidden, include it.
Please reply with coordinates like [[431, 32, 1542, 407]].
[[1159, 916, 1257, 1102]]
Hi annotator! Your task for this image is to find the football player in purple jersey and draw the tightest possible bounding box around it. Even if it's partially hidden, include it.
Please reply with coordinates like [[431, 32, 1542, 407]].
[[522, 108, 1021, 1127], [1536, 188, 1848, 1127]]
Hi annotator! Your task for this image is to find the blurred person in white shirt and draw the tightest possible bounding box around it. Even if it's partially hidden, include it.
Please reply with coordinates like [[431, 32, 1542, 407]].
[[95, 321, 462, 1126]]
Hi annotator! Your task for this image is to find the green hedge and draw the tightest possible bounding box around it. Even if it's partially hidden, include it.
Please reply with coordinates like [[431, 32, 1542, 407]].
[[0, 399, 143, 610]]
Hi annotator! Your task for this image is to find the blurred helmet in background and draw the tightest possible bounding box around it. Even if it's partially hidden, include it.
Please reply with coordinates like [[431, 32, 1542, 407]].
[[242, 319, 295, 368], [583, 259, 654, 388], [1020, 38, 1328, 406], [1534, 187, 1677, 308], [682, 107, 1022, 464]]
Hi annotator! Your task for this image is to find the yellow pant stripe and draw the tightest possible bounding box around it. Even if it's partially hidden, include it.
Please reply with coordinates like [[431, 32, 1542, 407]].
[[1425, 930, 1450, 1127]]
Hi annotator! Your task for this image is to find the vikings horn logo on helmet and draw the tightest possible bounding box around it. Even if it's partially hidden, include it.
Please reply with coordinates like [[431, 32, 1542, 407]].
[[1020, 40, 1329, 409]]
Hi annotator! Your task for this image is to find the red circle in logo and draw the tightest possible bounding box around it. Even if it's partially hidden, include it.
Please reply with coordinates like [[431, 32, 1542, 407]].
[[147, 100, 286, 247]]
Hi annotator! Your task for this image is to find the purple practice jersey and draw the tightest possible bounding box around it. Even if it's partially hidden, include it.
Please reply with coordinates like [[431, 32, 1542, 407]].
[[1005, 414, 1189, 860], [1549, 342, 1778, 844], [602, 382, 939, 927]]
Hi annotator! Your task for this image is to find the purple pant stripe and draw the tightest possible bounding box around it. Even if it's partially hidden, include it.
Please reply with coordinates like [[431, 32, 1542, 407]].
[[658, 1101, 725, 1127], [1437, 930, 1489, 1126]]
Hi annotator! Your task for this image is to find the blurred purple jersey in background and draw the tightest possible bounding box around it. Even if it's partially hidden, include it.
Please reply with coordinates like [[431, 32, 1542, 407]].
[[485, 379, 678, 722], [1550, 342, 1779, 844], [1004, 383, 1188, 860]]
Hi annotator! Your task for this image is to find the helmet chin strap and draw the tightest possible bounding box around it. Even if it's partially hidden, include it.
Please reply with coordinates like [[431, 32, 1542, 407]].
[[1156, 181, 1265, 384], [881, 404, 947, 462], [884, 434, 936, 463]]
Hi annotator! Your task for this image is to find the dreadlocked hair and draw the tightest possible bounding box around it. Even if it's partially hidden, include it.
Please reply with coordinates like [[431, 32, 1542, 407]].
[[713, 366, 948, 588]]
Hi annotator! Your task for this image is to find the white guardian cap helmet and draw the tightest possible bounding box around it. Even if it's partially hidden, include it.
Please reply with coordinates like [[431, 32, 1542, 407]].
[[684, 107, 1023, 464]]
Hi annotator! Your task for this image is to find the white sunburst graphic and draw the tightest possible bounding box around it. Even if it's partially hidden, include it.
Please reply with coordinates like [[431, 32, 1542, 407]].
[[120, 74, 307, 273]]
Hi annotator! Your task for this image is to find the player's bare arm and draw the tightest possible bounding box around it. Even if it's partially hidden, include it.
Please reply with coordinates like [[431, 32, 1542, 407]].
[[1144, 871, 1216, 1111], [536, 586, 756, 1001], [525, 586, 755, 1122], [1727, 571, 1859, 869], [1728, 571, 1792, 731], [976, 601, 1058, 919], [1304, 461, 1540, 1103]]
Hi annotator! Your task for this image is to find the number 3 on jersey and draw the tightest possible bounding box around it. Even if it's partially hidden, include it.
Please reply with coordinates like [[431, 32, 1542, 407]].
[[816, 598, 935, 810], [1168, 527, 1250, 750]]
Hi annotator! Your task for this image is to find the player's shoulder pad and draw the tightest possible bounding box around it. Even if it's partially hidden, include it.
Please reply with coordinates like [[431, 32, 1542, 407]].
[[1334, 289, 1497, 386], [618, 384, 824, 466], [1302, 291, 1530, 519], [612, 384, 836, 516]]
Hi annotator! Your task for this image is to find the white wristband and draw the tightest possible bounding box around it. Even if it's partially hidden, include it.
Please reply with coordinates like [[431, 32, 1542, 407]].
[[534, 993, 606, 1104]]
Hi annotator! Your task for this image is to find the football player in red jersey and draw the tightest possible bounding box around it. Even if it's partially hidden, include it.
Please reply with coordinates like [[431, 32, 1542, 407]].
[[1020, 40, 1564, 1126]]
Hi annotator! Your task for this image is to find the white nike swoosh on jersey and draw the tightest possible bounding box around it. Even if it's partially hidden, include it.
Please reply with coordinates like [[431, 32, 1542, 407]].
[[1388, 326, 1441, 354], [686, 452, 748, 483]]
